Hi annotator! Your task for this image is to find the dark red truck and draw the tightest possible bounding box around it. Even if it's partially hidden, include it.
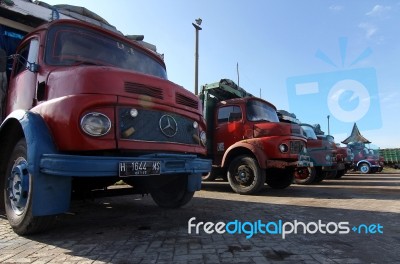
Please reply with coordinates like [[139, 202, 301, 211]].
[[0, 5, 211, 235], [277, 111, 337, 184], [200, 79, 310, 194]]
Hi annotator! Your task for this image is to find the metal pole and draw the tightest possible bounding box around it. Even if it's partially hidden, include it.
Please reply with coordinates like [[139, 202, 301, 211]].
[[327, 115, 330, 135], [192, 22, 202, 95]]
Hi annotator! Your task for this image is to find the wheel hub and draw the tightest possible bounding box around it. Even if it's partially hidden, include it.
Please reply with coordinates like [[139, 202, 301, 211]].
[[7, 158, 29, 216], [235, 165, 252, 184]]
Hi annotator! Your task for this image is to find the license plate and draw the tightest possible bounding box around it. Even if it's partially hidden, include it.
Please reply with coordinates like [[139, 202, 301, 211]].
[[119, 161, 161, 176]]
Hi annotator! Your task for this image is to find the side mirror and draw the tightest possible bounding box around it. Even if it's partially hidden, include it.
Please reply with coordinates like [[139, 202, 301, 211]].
[[28, 62, 40, 73]]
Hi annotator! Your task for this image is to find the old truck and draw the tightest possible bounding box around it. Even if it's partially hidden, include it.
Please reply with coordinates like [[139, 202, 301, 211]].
[[334, 144, 354, 178], [277, 111, 337, 184], [0, 0, 211, 235], [348, 142, 382, 174], [200, 79, 310, 194]]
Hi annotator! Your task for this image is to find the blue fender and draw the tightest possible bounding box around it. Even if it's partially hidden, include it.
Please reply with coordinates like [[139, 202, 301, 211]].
[[2, 110, 71, 216]]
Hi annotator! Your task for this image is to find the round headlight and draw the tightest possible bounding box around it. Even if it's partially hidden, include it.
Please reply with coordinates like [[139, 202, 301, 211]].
[[81, 112, 111, 136], [193, 121, 199, 129], [325, 154, 331, 161], [130, 108, 138, 117], [279, 144, 289, 153], [200, 131, 207, 146]]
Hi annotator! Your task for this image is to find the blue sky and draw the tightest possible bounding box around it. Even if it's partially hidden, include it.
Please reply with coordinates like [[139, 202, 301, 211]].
[[44, 0, 399, 148]]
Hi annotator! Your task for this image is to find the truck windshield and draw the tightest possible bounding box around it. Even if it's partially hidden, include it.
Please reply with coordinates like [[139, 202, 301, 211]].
[[300, 125, 318, 140], [44, 24, 167, 79], [246, 100, 279, 122]]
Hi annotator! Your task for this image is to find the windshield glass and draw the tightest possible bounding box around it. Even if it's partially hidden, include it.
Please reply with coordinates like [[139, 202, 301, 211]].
[[301, 125, 318, 140], [246, 99, 279, 122], [45, 24, 167, 79]]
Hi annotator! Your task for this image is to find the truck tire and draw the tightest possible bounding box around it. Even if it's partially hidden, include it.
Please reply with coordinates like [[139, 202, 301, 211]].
[[4, 138, 55, 235], [294, 167, 316, 185], [265, 169, 294, 189], [358, 163, 370, 174], [335, 169, 346, 179], [312, 167, 325, 183], [150, 175, 194, 208], [227, 155, 266, 194]]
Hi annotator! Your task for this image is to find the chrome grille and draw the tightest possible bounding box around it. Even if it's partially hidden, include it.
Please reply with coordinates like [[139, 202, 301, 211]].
[[290, 141, 304, 154], [119, 107, 199, 145]]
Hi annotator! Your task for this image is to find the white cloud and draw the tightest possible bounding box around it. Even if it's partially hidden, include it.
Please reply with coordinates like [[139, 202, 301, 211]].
[[329, 5, 343, 11], [358, 22, 378, 38], [366, 5, 392, 17]]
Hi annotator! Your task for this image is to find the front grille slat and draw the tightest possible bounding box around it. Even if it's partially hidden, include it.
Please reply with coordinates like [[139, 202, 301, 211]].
[[176, 93, 198, 109], [124, 82, 163, 100], [290, 141, 304, 154]]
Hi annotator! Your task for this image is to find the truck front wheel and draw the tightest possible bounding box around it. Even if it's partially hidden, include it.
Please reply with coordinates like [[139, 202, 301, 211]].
[[227, 155, 266, 194], [358, 163, 370, 174], [4, 138, 55, 235], [294, 167, 316, 185], [150, 175, 194, 208]]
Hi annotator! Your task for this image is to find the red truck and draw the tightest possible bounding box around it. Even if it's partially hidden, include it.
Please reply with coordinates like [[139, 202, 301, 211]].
[[348, 142, 382, 174], [200, 79, 310, 194], [333, 144, 354, 178], [0, 1, 211, 235], [277, 111, 337, 184]]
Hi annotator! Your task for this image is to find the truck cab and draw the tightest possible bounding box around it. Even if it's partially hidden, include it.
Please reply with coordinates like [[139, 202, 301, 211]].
[[0, 4, 211, 235], [277, 111, 337, 184], [201, 79, 310, 194]]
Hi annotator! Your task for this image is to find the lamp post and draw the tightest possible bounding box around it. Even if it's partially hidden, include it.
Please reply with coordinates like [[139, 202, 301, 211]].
[[327, 115, 330, 135], [192, 18, 202, 95]]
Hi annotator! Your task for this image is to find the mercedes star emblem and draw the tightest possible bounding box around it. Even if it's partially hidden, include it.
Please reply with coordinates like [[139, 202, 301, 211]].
[[159, 115, 178, 137]]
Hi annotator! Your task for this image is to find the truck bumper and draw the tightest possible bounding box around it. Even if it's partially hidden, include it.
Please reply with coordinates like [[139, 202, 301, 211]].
[[35, 153, 211, 216], [40, 153, 211, 178], [266, 156, 312, 169]]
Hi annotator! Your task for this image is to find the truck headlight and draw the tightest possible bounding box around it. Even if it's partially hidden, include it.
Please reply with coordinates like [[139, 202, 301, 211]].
[[279, 144, 289, 153], [325, 154, 331, 161], [200, 131, 207, 146], [81, 112, 111, 136]]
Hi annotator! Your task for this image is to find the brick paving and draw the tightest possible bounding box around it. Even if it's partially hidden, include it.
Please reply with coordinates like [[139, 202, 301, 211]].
[[1, 172, 400, 263]]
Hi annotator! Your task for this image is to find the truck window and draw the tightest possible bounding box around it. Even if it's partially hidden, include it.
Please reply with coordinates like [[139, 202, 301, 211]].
[[45, 24, 167, 79], [13, 39, 39, 76], [300, 125, 318, 140], [217, 106, 242, 124], [246, 99, 279, 122]]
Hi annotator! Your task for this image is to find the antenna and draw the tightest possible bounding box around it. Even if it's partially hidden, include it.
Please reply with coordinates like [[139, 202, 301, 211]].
[[236, 62, 240, 87]]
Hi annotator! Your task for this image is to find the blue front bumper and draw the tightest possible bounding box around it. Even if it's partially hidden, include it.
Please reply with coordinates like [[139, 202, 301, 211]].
[[40, 153, 211, 177]]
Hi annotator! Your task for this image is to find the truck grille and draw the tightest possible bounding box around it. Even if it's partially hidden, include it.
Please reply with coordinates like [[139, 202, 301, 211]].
[[119, 107, 199, 145], [124, 82, 163, 100], [290, 141, 304, 154], [176, 93, 198, 109]]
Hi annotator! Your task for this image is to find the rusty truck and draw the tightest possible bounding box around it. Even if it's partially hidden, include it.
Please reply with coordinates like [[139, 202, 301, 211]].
[[200, 79, 310, 194], [0, 0, 211, 235]]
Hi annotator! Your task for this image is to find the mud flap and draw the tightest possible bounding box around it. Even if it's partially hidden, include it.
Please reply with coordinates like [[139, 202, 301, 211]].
[[187, 173, 202, 192], [17, 111, 71, 216]]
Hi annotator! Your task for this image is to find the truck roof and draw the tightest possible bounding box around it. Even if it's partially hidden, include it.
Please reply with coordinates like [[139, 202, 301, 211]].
[[0, 0, 159, 54]]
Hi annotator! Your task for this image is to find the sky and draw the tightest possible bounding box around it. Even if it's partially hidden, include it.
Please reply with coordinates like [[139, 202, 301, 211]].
[[43, 0, 400, 148]]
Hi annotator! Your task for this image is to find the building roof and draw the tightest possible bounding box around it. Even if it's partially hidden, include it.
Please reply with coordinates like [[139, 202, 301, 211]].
[[341, 123, 371, 144]]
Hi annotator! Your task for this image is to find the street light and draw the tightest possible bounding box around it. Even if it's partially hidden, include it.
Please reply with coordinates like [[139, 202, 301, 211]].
[[192, 18, 202, 95], [327, 115, 330, 135]]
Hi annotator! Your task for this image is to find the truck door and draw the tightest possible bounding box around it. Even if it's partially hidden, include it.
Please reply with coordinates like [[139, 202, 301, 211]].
[[6, 38, 39, 115], [214, 105, 244, 164]]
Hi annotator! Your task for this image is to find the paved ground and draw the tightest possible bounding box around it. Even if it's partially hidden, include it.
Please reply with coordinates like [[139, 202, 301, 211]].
[[1, 172, 400, 264]]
